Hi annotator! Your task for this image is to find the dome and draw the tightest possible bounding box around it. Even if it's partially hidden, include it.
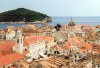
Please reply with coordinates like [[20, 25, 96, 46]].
[[17, 30, 21, 33], [57, 39, 65, 45], [68, 18, 75, 26], [58, 39, 64, 42]]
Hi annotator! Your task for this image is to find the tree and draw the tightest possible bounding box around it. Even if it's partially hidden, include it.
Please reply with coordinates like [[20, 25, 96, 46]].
[[0, 8, 50, 22], [54, 23, 61, 31]]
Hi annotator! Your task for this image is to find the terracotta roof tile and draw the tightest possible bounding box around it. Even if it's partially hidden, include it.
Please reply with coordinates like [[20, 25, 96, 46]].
[[41, 36, 53, 43], [23, 36, 43, 46], [0, 53, 24, 66], [64, 42, 70, 49], [0, 51, 12, 57], [79, 41, 92, 50], [0, 31, 5, 34], [0, 40, 15, 51], [92, 50, 100, 55], [69, 37, 92, 50], [69, 37, 80, 45], [78, 49, 86, 54], [23, 51, 29, 55], [23, 33, 32, 36], [16, 61, 29, 68]]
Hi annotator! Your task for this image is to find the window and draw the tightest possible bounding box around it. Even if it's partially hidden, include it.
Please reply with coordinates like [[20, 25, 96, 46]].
[[21, 39, 23, 43], [46, 45, 47, 48], [65, 40, 67, 42], [70, 50, 71, 53], [94, 45, 95, 48], [54, 40, 56, 42], [75, 59, 76, 62], [17, 39, 19, 43], [81, 65, 83, 68], [25, 49, 27, 51], [79, 55, 81, 58], [77, 52, 79, 54], [54, 51, 58, 54]]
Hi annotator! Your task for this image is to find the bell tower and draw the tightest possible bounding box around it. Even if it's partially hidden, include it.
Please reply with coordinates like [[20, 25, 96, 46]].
[[15, 30, 23, 54], [41, 20, 47, 27]]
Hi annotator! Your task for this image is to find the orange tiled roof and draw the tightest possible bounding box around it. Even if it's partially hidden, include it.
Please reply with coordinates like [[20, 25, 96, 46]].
[[0, 51, 12, 57], [0, 52, 2, 57], [40, 61, 52, 68], [69, 37, 92, 50], [16, 61, 29, 68], [51, 45, 57, 49], [41, 36, 53, 43], [0, 41, 15, 51], [79, 41, 92, 50], [92, 50, 100, 55], [0, 30, 5, 34], [51, 45, 64, 50], [78, 49, 86, 54], [0, 53, 24, 66], [23, 33, 32, 36], [0, 61, 3, 67], [64, 42, 70, 49], [0, 36, 50, 49], [23, 51, 29, 55], [51, 43, 70, 50], [10, 66, 17, 68], [23, 36, 43, 46], [37, 29, 44, 33], [69, 37, 80, 45]]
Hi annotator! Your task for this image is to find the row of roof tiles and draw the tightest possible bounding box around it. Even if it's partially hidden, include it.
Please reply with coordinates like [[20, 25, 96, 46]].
[[0, 53, 24, 66]]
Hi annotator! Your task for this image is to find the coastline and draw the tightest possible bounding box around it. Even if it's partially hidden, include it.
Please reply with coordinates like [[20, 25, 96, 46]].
[[0, 17, 100, 29]]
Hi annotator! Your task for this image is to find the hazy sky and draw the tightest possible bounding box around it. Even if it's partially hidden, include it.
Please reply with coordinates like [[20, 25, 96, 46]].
[[0, 0, 100, 16]]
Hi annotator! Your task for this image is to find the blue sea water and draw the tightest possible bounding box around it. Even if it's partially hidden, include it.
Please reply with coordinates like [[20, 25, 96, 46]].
[[0, 17, 100, 29], [48, 17, 100, 26]]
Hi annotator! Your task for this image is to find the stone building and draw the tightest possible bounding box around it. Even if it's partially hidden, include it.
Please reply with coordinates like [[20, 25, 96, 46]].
[[66, 18, 75, 32], [13, 30, 46, 59]]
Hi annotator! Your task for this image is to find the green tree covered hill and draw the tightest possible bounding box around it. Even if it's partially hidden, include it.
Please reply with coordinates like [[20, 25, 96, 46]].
[[0, 8, 50, 22]]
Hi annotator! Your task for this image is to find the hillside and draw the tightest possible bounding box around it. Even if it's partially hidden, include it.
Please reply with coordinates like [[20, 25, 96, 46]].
[[0, 8, 50, 22]]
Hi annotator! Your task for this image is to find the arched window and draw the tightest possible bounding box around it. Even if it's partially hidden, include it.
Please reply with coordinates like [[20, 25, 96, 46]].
[[17, 39, 19, 43], [69, 50, 71, 53], [54, 51, 60, 54], [21, 39, 23, 43], [25, 49, 27, 51]]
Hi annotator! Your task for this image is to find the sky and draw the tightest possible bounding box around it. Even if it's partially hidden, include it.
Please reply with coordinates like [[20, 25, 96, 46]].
[[0, 0, 100, 16]]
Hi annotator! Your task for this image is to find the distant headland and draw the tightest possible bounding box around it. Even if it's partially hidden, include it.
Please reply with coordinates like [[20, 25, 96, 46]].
[[0, 8, 52, 23]]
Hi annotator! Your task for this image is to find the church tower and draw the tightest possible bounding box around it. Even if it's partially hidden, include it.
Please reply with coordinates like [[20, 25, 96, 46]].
[[15, 30, 23, 54], [41, 20, 47, 27], [68, 18, 75, 32]]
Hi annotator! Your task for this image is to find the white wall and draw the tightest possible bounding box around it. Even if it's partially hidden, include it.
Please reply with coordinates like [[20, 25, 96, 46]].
[[6, 31, 15, 40], [28, 41, 45, 59], [86, 61, 92, 68]]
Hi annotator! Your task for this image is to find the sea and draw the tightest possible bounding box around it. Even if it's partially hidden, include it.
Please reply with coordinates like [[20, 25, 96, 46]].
[[0, 17, 100, 29]]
